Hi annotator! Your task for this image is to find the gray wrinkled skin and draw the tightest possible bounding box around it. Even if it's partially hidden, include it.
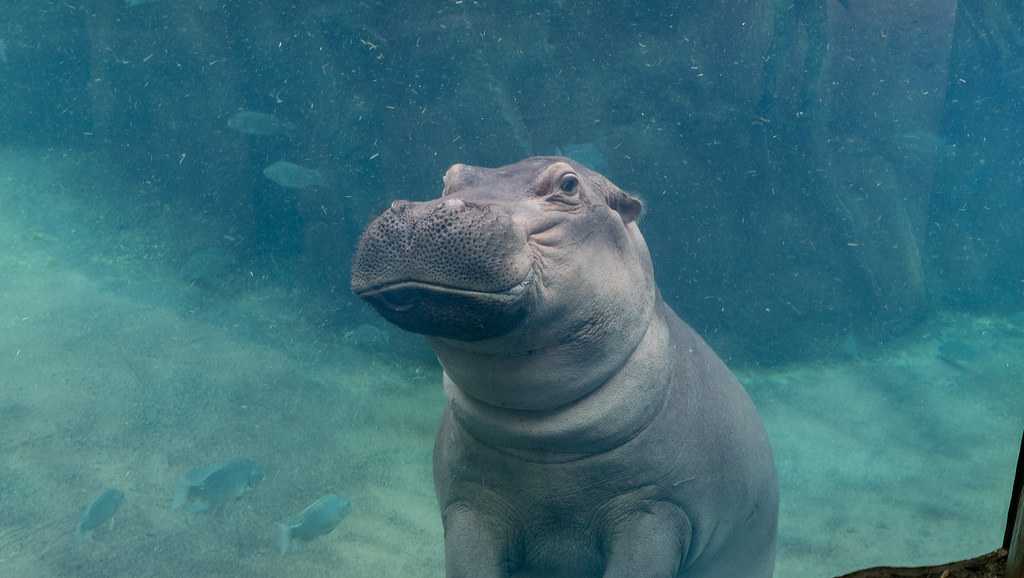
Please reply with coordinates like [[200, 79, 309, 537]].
[[351, 157, 779, 578]]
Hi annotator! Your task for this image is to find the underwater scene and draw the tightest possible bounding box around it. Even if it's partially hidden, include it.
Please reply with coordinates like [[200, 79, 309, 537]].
[[0, 1, 1022, 577]]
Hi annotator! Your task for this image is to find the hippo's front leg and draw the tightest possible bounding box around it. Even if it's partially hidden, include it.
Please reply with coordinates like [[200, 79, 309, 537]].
[[601, 501, 692, 578], [442, 503, 512, 578]]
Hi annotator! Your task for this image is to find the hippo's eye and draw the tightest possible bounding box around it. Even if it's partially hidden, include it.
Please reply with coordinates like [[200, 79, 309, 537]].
[[558, 173, 579, 194]]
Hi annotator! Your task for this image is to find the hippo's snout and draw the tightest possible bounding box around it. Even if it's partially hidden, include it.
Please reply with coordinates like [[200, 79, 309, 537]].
[[351, 198, 533, 341]]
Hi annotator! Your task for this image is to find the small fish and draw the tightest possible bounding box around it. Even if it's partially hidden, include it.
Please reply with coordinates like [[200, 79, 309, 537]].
[[892, 130, 956, 160], [937, 339, 982, 370], [227, 111, 296, 136], [263, 161, 325, 190], [276, 494, 351, 554], [172, 458, 264, 513], [78, 488, 125, 536]]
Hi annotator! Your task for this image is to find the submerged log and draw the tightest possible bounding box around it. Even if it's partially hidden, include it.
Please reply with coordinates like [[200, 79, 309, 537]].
[[1007, 430, 1024, 578], [835, 550, 1006, 578]]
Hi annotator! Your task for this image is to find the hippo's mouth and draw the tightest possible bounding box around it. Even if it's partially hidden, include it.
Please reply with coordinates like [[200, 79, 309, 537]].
[[354, 270, 535, 341], [356, 276, 531, 310]]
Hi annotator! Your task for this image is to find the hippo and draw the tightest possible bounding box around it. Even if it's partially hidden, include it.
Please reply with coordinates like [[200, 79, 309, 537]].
[[350, 157, 778, 578]]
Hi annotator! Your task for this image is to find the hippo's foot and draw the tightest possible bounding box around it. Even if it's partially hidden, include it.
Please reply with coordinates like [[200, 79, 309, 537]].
[[443, 503, 511, 578], [441, 499, 691, 578]]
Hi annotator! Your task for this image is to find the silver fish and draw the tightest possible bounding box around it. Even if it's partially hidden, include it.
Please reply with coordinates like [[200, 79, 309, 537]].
[[227, 111, 296, 136], [937, 339, 981, 371], [172, 458, 264, 513], [263, 161, 325, 190], [276, 494, 351, 554], [78, 488, 125, 536]]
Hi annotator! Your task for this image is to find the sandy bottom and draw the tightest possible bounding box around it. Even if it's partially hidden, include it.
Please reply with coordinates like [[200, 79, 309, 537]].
[[0, 147, 1020, 578]]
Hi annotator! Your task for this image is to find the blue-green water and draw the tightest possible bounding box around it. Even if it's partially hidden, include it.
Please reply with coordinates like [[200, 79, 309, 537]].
[[0, 2, 1021, 577]]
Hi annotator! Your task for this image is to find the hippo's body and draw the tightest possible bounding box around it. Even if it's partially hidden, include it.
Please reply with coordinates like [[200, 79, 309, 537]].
[[352, 157, 778, 578]]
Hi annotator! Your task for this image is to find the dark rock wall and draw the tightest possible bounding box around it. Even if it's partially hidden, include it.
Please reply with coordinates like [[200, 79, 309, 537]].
[[932, 0, 1024, 310], [4, 0, 1021, 363]]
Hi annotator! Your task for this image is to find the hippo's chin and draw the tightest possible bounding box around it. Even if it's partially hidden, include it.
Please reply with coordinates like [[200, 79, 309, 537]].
[[356, 275, 532, 341]]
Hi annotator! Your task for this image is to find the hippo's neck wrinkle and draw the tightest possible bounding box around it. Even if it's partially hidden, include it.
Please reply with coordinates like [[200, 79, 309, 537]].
[[444, 307, 673, 461]]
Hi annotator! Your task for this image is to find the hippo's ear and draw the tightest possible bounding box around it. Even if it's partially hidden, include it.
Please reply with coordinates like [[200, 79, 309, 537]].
[[608, 188, 643, 224]]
